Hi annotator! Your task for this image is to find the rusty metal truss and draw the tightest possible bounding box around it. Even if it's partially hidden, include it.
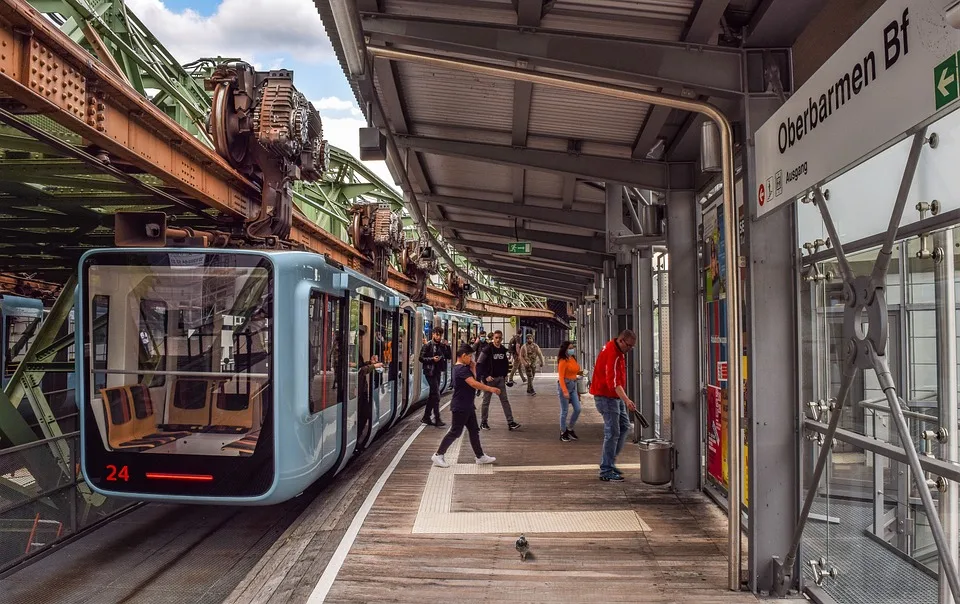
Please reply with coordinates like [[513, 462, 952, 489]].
[[0, 0, 552, 318]]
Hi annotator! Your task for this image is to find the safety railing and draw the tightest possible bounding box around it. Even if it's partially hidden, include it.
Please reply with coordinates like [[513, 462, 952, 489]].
[[0, 432, 137, 576]]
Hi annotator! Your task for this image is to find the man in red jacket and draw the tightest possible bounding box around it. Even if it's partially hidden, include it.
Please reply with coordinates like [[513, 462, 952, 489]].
[[589, 329, 637, 481]]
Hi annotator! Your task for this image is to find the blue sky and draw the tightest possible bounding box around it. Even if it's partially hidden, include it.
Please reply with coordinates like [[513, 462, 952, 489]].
[[127, 0, 390, 184]]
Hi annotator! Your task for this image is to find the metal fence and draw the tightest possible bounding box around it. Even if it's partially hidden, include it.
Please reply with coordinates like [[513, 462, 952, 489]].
[[0, 432, 137, 575]]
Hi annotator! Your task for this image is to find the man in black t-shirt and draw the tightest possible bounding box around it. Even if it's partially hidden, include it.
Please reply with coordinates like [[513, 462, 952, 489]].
[[431, 344, 499, 467], [476, 330, 520, 431]]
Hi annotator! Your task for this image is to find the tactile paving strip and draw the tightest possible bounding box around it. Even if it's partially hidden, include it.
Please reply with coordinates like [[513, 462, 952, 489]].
[[414, 436, 650, 534]]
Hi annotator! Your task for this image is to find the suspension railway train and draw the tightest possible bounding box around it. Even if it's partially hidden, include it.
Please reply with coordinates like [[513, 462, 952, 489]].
[[71, 248, 483, 505]]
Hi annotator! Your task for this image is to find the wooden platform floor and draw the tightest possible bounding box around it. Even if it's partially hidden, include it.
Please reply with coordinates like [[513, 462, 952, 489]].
[[229, 375, 760, 603]]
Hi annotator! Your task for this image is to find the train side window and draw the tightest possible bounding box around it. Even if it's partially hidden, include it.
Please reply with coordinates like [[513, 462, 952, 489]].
[[91, 295, 109, 391], [347, 297, 360, 401], [137, 300, 167, 387], [308, 291, 343, 414]]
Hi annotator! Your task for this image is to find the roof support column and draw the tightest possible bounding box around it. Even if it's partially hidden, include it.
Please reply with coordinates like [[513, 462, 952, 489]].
[[743, 89, 800, 592], [666, 189, 699, 491], [637, 249, 656, 440]]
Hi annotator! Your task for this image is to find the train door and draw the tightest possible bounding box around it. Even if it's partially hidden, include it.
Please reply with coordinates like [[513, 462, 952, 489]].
[[397, 305, 416, 422], [356, 297, 375, 450], [308, 291, 344, 467], [441, 317, 451, 392], [373, 305, 397, 434], [421, 312, 432, 403]]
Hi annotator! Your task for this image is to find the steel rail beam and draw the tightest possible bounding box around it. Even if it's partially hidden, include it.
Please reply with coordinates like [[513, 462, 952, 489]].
[[0, 0, 550, 318], [0, 0, 256, 219]]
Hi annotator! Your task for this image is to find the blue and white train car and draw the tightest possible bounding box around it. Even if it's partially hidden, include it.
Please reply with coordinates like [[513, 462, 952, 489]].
[[76, 247, 478, 505]]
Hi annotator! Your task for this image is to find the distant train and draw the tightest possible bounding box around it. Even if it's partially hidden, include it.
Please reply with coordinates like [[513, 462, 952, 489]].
[[76, 248, 482, 505]]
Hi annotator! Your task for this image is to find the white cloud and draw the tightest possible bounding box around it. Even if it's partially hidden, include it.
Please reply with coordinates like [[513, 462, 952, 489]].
[[315, 96, 362, 116], [126, 0, 333, 64]]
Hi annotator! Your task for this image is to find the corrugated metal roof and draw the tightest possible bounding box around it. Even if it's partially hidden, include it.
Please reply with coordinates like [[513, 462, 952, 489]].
[[397, 62, 514, 134], [523, 169, 563, 200], [527, 84, 649, 147], [422, 154, 513, 196], [540, 0, 691, 40], [382, 0, 518, 24]]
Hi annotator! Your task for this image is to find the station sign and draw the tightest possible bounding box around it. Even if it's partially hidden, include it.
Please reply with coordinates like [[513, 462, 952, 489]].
[[754, 0, 960, 218], [507, 241, 532, 255]]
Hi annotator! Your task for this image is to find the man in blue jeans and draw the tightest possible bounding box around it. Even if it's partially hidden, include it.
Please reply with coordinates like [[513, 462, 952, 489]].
[[589, 329, 637, 481]]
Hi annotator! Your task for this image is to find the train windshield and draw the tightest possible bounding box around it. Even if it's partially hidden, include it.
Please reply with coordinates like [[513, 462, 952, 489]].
[[82, 251, 272, 458]]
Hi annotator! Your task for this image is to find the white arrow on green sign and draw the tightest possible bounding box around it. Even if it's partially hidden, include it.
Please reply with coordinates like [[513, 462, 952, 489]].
[[935, 53, 959, 110], [507, 241, 531, 255]]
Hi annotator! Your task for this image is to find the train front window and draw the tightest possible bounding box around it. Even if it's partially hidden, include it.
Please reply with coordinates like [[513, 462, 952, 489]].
[[83, 252, 272, 458]]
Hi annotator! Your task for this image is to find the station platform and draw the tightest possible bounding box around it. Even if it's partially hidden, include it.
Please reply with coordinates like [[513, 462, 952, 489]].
[[228, 374, 759, 604], [0, 375, 759, 603]]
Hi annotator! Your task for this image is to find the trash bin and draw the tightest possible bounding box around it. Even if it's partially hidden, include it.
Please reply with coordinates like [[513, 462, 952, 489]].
[[638, 439, 673, 485], [577, 375, 589, 395]]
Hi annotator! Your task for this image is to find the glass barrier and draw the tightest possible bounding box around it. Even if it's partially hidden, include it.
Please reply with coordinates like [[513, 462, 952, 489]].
[[800, 224, 960, 602], [0, 432, 136, 574]]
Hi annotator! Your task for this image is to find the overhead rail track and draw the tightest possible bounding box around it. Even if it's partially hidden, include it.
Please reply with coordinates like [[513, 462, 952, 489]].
[[0, 0, 552, 317]]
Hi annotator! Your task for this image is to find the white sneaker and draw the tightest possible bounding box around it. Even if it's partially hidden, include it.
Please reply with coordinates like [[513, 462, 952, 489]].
[[431, 453, 449, 468], [475, 454, 496, 464]]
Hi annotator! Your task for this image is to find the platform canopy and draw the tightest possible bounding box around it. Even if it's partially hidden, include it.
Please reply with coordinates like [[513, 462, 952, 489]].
[[318, 0, 830, 301]]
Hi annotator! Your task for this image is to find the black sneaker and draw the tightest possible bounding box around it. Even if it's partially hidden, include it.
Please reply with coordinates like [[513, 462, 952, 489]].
[[480, 421, 491, 430], [599, 472, 624, 481], [506, 381, 515, 387], [508, 421, 522, 431], [560, 430, 571, 442], [421, 418, 434, 426], [527, 391, 536, 396], [434, 420, 446, 427], [566, 429, 578, 441]]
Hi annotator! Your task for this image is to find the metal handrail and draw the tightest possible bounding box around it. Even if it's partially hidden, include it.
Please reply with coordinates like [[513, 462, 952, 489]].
[[0, 431, 78, 457]]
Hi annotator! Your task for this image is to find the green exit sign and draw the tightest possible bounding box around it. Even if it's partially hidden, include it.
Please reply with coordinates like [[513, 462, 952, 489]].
[[507, 241, 531, 255]]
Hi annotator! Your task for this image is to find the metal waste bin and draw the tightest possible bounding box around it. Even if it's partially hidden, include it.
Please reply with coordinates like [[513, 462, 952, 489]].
[[638, 439, 673, 485], [577, 375, 589, 395]]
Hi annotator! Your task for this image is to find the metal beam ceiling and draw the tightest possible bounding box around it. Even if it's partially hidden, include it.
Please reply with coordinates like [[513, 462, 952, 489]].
[[442, 220, 606, 254], [633, 0, 731, 159], [456, 237, 605, 268], [466, 251, 599, 279], [746, 0, 832, 48], [422, 194, 605, 231], [361, 15, 746, 98], [395, 135, 696, 192]]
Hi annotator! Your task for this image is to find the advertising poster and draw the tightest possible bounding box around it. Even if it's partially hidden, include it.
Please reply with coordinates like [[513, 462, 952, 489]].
[[706, 385, 723, 484], [702, 198, 751, 507]]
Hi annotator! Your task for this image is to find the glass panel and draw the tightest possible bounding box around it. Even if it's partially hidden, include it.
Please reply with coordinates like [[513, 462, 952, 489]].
[[803, 444, 938, 603], [309, 292, 342, 414], [84, 253, 271, 457], [137, 300, 167, 388]]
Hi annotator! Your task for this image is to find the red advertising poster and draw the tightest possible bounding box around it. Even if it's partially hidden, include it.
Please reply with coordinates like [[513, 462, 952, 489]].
[[706, 385, 723, 484]]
